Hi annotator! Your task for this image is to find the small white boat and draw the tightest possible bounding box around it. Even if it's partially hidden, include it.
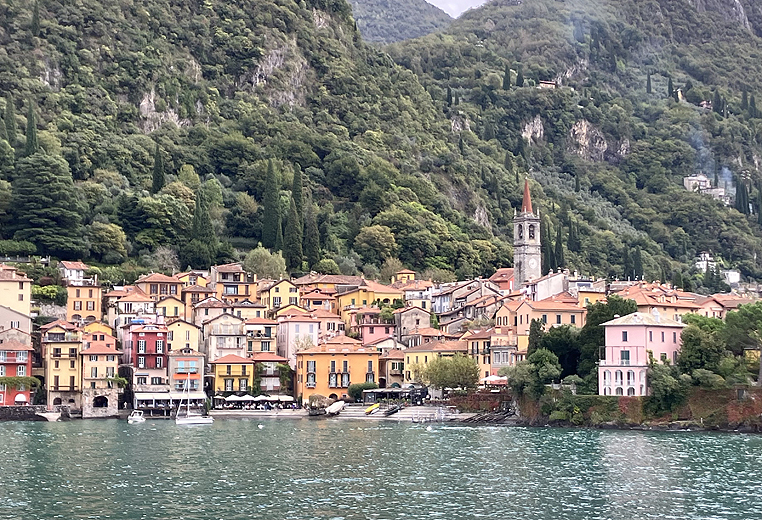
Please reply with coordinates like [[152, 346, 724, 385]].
[[127, 410, 146, 424], [326, 400, 345, 416], [175, 372, 213, 425]]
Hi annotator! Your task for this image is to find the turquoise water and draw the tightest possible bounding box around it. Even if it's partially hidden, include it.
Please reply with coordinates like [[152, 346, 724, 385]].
[[1, 419, 761, 519]]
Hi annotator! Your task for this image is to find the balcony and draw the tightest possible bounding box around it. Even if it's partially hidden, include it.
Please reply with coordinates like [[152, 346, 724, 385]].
[[175, 367, 199, 374], [306, 381, 316, 389], [389, 369, 403, 376], [0, 354, 29, 364], [50, 385, 78, 392]]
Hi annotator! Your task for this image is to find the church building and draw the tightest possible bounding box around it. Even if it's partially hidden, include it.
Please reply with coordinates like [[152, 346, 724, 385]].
[[514, 180, 541, 286]]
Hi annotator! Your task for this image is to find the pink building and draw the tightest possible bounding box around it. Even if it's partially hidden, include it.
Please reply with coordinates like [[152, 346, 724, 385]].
[[599, 311, 686, 397], [276, 313, 321, 368], [348, 307, 394, 346], [0, 337, 34, 405]]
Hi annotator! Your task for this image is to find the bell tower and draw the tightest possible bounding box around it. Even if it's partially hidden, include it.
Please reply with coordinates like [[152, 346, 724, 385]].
[[514, 179, 542, 286]]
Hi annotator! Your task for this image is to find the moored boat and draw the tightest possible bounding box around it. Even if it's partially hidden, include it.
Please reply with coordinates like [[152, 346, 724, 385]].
[[127, 410, 146, 424]]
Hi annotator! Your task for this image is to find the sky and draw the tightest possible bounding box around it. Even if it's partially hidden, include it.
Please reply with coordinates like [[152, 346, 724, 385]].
[[426, 0, 489, 18]]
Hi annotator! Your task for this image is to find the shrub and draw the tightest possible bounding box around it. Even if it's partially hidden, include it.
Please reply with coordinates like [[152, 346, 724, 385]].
[[347, 382, 378, 402]]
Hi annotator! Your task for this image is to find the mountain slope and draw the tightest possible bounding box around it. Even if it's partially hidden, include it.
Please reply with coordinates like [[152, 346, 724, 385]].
[[347, 0, 452, 43], [388, 0, 762, 284]]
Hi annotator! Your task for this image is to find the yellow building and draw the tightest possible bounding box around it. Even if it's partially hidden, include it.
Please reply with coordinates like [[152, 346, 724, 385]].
[[210, 354, 254, 393], [166, 319, 201, 352], [135, 273, 183, 301], [80, 335, 121, 418], [391, 269, 416, 284], [66, 284, 102, 323], [295, 336, 379, 402], [0, 263, 32, 316], [403, 340, 467, 385], [181, 285, 215, 321], [462, 328, 494, 380], [336, 280, 403, 322], [156, 296, 186, 320], [291, 274, 363, 293], [175, 270, 209, 288], [210, 263, 257, 303], [259, 279, 300, 313], [577, 290, 607, 308], [231, 300, 268, 320], [245, 317, 278, 355], [81, 321, 115, 339], [41, 319, 83, 408]]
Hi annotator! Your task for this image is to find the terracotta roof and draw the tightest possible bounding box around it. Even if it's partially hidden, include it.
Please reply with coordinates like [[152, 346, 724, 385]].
[[404, 340, 467, 353], [307, 309, 342, 319], [210, 354, 253, 364], [168, 347, 204, 357], [464, 328, 495, 340], [131, 325, 168, 333], [213, 263, 247, 273], [166, 318, 201, 329], [300, 336, 376, 354], [393, 306, 430, 315], [301, 291, 336, 300], [601, 311, 686, 328], [364, 336, 402, 347], [360, 279, 403, 294], [250, 352, 289, 363], [245, 317, 278, 325], [0, 338, 34, 351], [59, 261, 90, 270], [119, 292, 155, 303], [521, 178, 533, 213], [489, 268, 515, 282], [41, 319, 78, 331], [396, 269, 416, 275], [182, 284, 214, 293], [519, 299, 586, 312], [395, 279, 434, 290], [158, 295, 184, 304], [381, 348, 405, 359], [81, 343, 121, 355], [232, 299, 266, 308], [277, 313, 320, 323], [136, 273, 181, 284], [0, 269, 31, 282], [499, 299, 526, 313], [292, 273, 364, 286], [194, 298, 229, 309], [409, 327, 447, 337]]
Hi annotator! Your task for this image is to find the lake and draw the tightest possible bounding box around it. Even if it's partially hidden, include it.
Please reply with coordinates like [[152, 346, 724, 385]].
[[1, 418, 761, 519]]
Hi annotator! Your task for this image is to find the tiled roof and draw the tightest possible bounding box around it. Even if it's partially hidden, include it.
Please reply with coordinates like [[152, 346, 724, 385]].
[[210, 354, 253, 364], [301, 291, 336, 300], [136, 273, 180, 283], [182, 284, 214, 293], [81, 343, 121, 355], [166, 318, 201, 329], [489, 268, 515, 282], [59, 261, 90, 270], [0, 338, 34, 351], [300, 336, 375, 354], [404, 340, 467, 353], [119, 292, 155, 303], [601, 311, 686, 328], [380, 348, 405, 359], [464, 328, 495, 340], [41, 319, 78, 331], [292, 273, 364, 286], [245, 317, 278, 325], [194, 298, 229, 309], [250, 352, 289, 363], [359, 280, 403, 295], [131, 325, 168, 333], [393, 305, 430, 315], [213, 263, 246, 273], [0, 269, 32, 282], [232, 299, 266, 307], [408, 327, 447, 337]]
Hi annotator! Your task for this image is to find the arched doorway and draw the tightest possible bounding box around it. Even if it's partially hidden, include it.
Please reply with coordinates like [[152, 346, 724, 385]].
[[53, 397, 62, 405], [14, 394, 27, 404], [328, 393, 338, 400], [93, 396, 108, 408]]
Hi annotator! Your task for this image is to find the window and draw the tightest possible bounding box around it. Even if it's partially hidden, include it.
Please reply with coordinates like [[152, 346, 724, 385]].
[[156, 357, 163, 369], [17, 365, 26, 376], [570, 315, 576, 325], [261, 341, 271, 352], [603, 370, 611, 385], [239, 379, 248, 391], [660, 353, 667, 363], [528, 225, 535, 239], [86, 301, 95, 311], [307, 361, 316, 373], [366, 372, 374, 383], [136, 377, 147, 385], [295, 324, 300, 334], [151, 377, 162, 385], [106, 355, 115, 362], [309, 324, 314, 334], [69, 348, 77, 357], [273, 297, 281, 307], [156, 340, 164, 354], [615, 370, 623, 384], [556, 314, 562, 324], [289, 297, 298, 305], [649, 331, 653, 342], [226, 365, 232, 375], [620, 350, 630, 365], [622, 331, 628, 342], [53, 375, 59, 388], [106, 367, 115, 378], [18, 294, 23, 301], [673, 332, 677, 343], [541, 314, 547, 324], [168, 331, 174, 341], [54, 360, 59, 369], [89, 355, 98, 362], [369, 327, 375, 334], [70, 360, 75, 369], [73, 301, 82, 311], [91, 367, 98, 378], [329, 373, 337, 388], [76, 289, 81, 298], [661, 332, 665, 342], [368, 360, 373, 372], [138, 340, 146, 353], [138, 356, 145, 368], [0, 366, 4, 376], [343, 360, 348, 373], [10, 320, 19, 329]]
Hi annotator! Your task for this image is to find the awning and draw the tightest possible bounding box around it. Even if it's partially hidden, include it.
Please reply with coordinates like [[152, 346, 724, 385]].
[[168, 391, 208, 401], [135, 392, 172, 401], [252, 395, 270, 402], [278, 395, 294, 402], [226, 394, 246, 402]]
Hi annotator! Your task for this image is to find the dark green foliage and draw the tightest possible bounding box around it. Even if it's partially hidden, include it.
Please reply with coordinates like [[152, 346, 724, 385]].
[[3, 97, 15, 147], [292, 165, 303, 228], [668, 77, 674, 99], [31, 0, 40, 36], [284, 197, 303, 270], [347, 0, 451, 44], [502, 349, 561, 399], [11, 153, 86, 258], [303, 203, 320, 268], [633, 247, 643, 280], [554, 225, 564, 268], [275, 216, 284, 252], [262, 159, 280, 250], [151, 144, 164, 195], [191, 189, 216, 249], [646, 72, 651, 94], [516, 66, 524, 87], [742, 90, 748, 110], [180, 239, 212, 270], [24, 101, 37, 156], [503, 64, 511, 89], [577, 296, 638, 382], [539, 325, 581, 379], [644, 363, 691, 415], [527, 319, 544, 356], [677, 323, 728, 375], [750, 95, 757, 118]]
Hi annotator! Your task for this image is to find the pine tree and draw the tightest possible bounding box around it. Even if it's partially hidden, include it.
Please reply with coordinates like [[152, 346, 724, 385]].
[[303, 202, 320, 268], [292, 164, 303, 227], [4, 96, 16, 145], [24, 101, 38, 156], [633, 247, 644, 280], [668, 77, 673, 99], [554, 225, 565, 268], [574, 175, 580, 192], [262, 159, 280, 249], [284, 197, 303, 270], [516, 66, 524, 87], [742, 90, 749, 111], [646, 72, 652, 94], [31, 0, 40, 36], [502, 64, 511, 89], [151, 143, 164, 194]]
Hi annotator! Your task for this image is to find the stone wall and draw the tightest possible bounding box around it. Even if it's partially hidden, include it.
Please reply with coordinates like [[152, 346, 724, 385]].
[[0, 405, 48, 421], [81, 388, 120, 418]]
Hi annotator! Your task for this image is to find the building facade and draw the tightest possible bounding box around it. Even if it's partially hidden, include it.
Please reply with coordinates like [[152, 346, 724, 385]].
[[513, 179, 541, 286]]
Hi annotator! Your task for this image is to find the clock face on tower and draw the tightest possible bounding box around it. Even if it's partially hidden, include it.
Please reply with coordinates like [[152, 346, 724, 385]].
[[528, 258, 538, 269]]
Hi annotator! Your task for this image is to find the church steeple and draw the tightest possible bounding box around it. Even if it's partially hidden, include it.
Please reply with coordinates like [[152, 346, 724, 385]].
[[521, 178, 533, 214]]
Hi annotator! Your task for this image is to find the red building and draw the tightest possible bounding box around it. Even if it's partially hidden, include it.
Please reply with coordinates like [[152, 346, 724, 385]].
[[0, 337, 34, 405], [128, 324, 169, 372]]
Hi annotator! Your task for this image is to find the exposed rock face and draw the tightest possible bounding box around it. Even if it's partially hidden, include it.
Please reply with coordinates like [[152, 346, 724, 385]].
[[522, 115, 544, 145], [139, 89, 189, 134], [474, 204, 490, 227], [451, 113, 471, 133], [689, 0, 751, 30], [250, 40, 309, 108], [568, 120, 607, 161]]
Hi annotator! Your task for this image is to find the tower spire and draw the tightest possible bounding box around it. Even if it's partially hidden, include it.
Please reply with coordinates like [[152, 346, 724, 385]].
[[521, 178, 533, 214]]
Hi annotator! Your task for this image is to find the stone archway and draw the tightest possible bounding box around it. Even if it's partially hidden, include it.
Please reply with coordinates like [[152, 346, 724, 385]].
[[328, 393, 338, 400], [93, 396, 109, 408], [53, 397, 62, 405]]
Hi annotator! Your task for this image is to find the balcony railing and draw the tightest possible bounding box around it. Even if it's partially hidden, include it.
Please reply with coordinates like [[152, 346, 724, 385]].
[[306, 381, 316, 388], [389, 369, 402, 376], [175, 367, 199, 374], [50, 385, 78, 392], [0, 355, 29, 363]]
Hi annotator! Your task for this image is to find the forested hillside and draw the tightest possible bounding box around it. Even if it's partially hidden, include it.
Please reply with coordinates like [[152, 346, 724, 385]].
[[0, 0, 514, 282], [347, 0, 452, 43], [2, 0, 762, 288], [388, 0, 762, 286]]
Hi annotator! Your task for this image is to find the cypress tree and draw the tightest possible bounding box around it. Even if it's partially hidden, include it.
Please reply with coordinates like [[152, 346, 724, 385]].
[[275, 213, 284, 252], [458, 135, 464, 155], [742, 90, 749, 111], [574, 175, 580, 192], [151, 143, 164, 194], [292, 164, 303, 227], [554, 225, 565, 268], [262, 159, 280, 249], [671, 271, 683, 290], [483, 122, 495, 141], [31, 0, 40, 36], [750, 95, 757, 118], [757, 188, 762, 225], [4, 96, 16, 145], [303, 202, 320, 268], [667, 77, 673, 99], [623, 247, 633, 280], [446, 86, 452, 106], [504, 152, 513, 173], [633, 248, 644, 280], [284, 197, 303, 270], [0, 113, 6, 142], [646, 72, 651, 94], [24, 101, 38, 156], [542, 223, 556, 274], [516, 66, 524, 87], [503, 65, 511, 89], [713, 90, 722, 115], [454, 93, 460, 105], [704, 263, 715, 290], [673, 86, 679, 103], [191, 189, 216, 248]]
